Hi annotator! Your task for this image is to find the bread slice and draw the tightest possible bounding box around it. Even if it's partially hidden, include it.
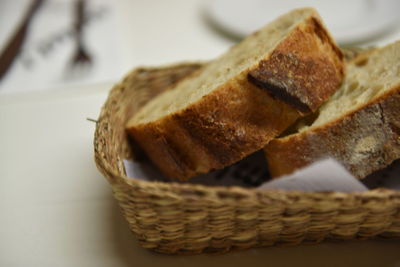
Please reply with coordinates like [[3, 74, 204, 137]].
[[126, 7, 344, 180], [265, 41, 400, 179]]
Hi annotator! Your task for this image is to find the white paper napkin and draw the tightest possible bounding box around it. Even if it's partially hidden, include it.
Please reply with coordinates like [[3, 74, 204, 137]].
[[123, 153, 377, 192], [258, 158, 368, 192]]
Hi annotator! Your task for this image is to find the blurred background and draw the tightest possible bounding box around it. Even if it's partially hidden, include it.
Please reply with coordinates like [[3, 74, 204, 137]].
[[1, 0, 400, 94]]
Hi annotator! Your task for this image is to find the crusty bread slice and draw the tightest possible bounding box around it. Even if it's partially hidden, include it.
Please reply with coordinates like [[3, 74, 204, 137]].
[[126, 8, 344, 180], [265, 41, 400, 179]]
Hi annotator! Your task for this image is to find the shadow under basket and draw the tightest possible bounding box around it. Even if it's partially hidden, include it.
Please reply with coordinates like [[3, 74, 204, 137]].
[[94, 62, 400, 255]]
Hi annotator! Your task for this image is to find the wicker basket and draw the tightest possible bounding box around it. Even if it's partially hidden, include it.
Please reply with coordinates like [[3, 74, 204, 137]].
[[94, 62, 400, 255]]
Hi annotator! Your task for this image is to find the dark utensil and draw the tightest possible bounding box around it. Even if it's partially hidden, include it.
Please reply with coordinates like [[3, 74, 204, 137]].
[[0, 0, 45, 82], [70, 0, 92, 69]]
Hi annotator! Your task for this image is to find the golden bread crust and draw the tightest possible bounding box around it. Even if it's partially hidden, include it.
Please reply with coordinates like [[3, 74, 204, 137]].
[[249, 17, 344, 114], [130, 80, 300, 179], [127, 9, 344, 180], [265, 88, 400, 179]]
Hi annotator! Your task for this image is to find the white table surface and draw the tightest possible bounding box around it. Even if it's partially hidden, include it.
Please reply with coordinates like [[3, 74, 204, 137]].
[[1, 83, 400, 267], [1, 1, 400, 266]]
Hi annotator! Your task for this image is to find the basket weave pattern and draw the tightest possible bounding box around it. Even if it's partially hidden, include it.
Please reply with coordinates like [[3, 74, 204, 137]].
[[94, 63, 400, 254]]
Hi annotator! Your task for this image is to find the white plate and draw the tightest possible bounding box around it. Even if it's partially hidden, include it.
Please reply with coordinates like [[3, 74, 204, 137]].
[[205, 0, 400, 45]]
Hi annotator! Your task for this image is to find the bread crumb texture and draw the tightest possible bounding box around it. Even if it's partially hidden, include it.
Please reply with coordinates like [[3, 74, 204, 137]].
[[266, 40, 400, 179]]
